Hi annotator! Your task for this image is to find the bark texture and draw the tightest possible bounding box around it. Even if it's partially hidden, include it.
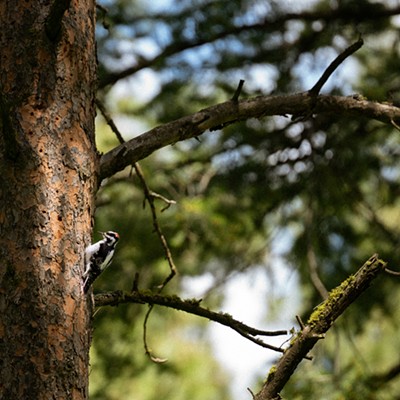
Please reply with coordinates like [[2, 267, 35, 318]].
[[99, 93, 400, 181], [254, 255, 386, 400], [0, 1, 97, 398]]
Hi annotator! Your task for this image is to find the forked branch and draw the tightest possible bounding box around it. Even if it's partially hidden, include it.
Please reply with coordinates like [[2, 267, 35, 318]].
[[96, 100, 179, 362], [99, 94, 400, 181], [98, 38, 399, 182], [94, 290, 288, 353]]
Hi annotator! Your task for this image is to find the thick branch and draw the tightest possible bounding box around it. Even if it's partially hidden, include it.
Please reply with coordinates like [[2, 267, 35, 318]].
[[254, 254, 387, 400], [94, 290, 288, 352], [99, 93, 400, 181]]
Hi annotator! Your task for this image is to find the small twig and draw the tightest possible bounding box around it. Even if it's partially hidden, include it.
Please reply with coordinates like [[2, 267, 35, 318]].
[[96, 101, 177, 362], [309, 37, 364, 96], [96, 99, 125, 144], [295, 315, 305, 331], [96, 3, 108, 13], [96, 103, 177, 286], [232, 79, 245, 101], [148, 190, 176, 211], [131, 272, 140, 292], [143, 304, 168, 363], [384, 267, 400, 276], [96, 4, 110, 30], [236, 331, 286, 353], [390, 118, 400, 131], [247, 387, 256, 399], [279, 325, 313, 361], [133, 163, 178, 362], [133, 163, 177, 289], [96, 101, 177, 285]]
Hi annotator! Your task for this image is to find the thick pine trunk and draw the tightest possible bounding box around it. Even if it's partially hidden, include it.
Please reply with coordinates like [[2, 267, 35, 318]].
[[0, 1, 97, 398]]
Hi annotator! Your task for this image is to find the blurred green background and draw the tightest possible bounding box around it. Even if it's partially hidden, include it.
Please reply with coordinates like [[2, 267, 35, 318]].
[[91, 1, 400, 398]]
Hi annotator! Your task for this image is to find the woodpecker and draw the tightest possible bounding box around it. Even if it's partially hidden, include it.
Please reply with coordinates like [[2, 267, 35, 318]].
[[82, 231, 119, 294]]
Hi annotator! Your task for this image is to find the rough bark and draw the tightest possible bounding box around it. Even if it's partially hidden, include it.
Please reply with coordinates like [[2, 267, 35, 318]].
[[0, 1, 97, 398]]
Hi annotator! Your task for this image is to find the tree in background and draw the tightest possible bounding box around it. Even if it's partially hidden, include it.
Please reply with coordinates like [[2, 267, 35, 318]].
[[2, 1, 400, 399]]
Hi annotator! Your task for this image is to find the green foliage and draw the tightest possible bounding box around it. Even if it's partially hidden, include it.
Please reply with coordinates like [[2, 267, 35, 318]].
[[93, 0, 400, 398], [89, 306, 229, 400]]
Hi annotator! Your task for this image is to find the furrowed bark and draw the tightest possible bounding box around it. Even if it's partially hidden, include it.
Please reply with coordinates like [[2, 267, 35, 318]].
[[0, 1, 97, 398]]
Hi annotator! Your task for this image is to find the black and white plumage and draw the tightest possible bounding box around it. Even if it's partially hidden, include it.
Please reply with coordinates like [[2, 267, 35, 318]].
[[82, 231, 120, 294]]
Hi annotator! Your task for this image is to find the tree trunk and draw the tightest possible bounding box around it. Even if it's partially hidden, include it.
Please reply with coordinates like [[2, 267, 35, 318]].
[[0, 1, 97, 398]]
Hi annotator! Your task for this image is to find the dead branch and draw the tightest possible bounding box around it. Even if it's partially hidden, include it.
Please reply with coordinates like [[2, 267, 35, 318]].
[[133, 163, 177, 290], [99, 94, 400, 181], [309, 38, 363, 96], [96, 99, 125, 144], [253, 254, 387, 400], [94, 290, 288, 353], [96, 99, 179, 361], [132, 163, 178, 362]]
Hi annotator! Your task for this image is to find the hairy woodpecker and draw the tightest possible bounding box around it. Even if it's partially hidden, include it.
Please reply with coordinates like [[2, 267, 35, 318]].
[[82, 231, 119, 294]]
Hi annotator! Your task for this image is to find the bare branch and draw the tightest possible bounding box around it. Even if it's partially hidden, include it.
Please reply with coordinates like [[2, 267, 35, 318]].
[[96, 99, 125, 144], [309, 38, 363, 96], [132, 163, 178, 362], [384, 267, 400, 276], [253, 254, 387, 400], [232, 79, 245, 101], [248, 387, 256, 399], [390, 118, 400, 131], [99, 93, 400, 181], [95, 102, 177, 288], [142, 302, 168, 363], [133, 163, 177, 290], [98, 5, 400, 88], [95, 101, 179, 361], [94, 290, 288, 353]]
